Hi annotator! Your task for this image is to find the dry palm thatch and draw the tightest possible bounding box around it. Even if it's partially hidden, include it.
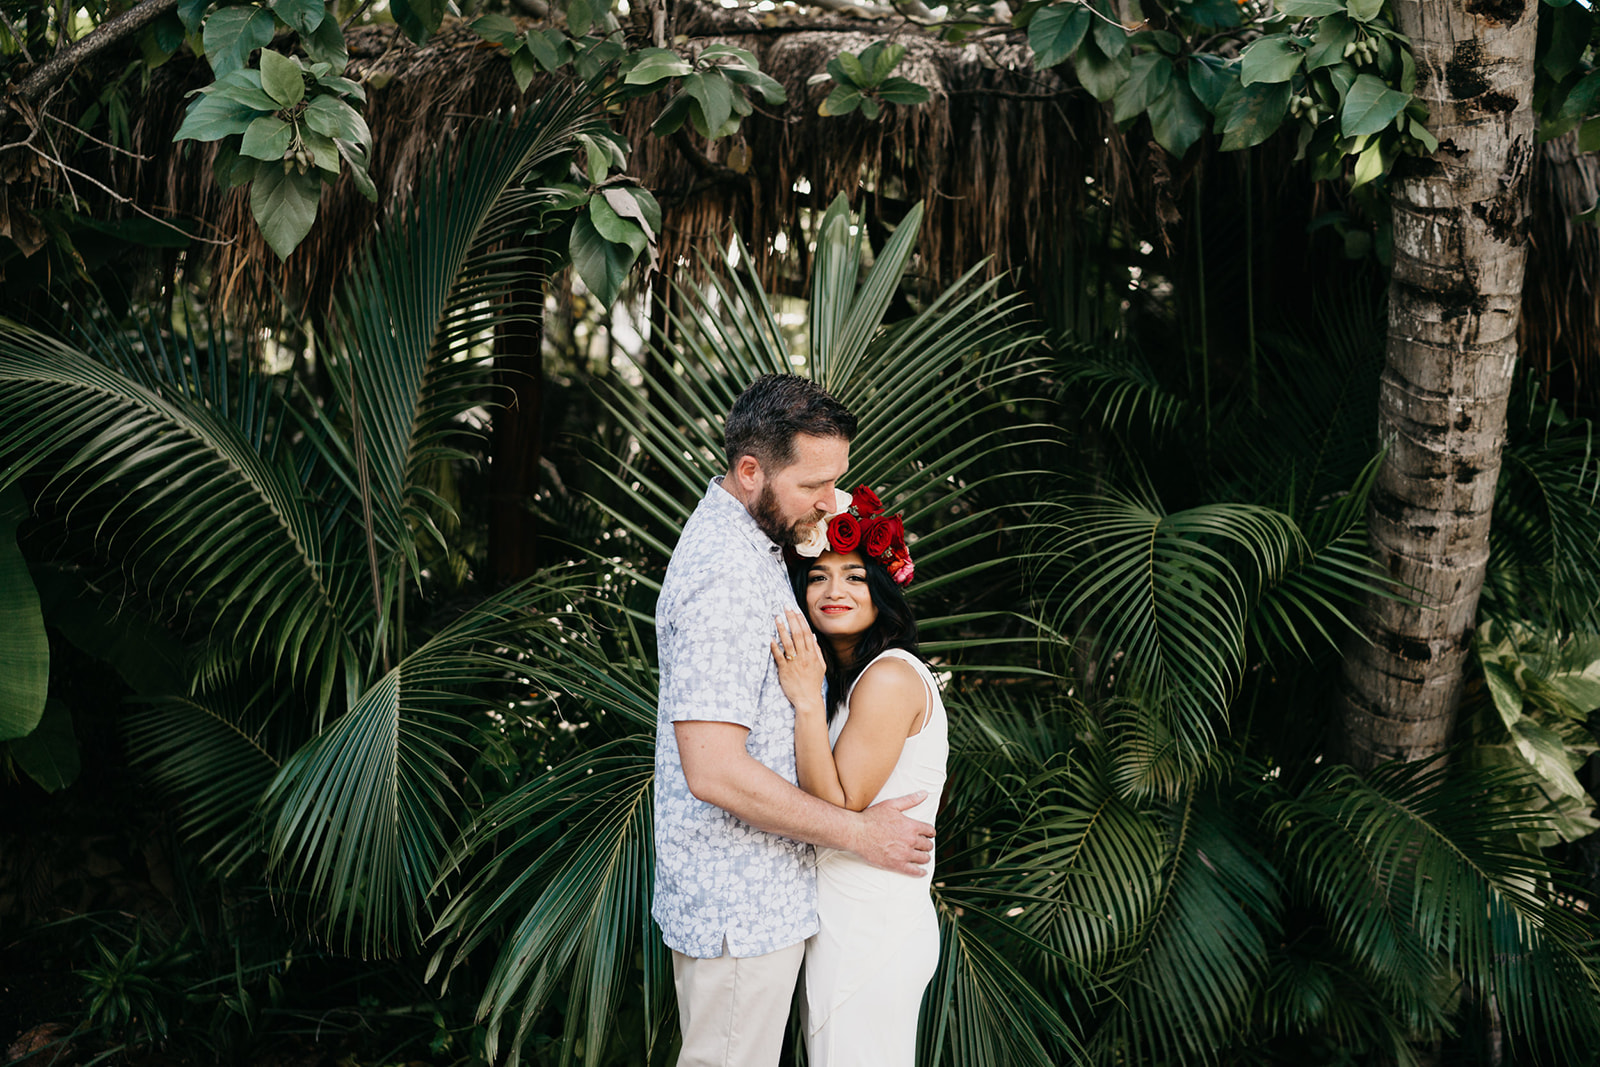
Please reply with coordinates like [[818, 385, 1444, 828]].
[[46, 4, 1600, 407]]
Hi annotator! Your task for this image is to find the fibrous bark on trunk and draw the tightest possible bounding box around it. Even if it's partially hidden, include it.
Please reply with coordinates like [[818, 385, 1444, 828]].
[[1338, 0, 1539, 767]]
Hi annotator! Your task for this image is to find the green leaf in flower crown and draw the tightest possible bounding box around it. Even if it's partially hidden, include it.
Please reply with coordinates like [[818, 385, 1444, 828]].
[[251, 164, 324, 259]]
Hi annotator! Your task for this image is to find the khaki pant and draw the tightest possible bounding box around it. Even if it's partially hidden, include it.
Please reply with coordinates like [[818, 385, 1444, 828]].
[[672, 939, 805, 1067]]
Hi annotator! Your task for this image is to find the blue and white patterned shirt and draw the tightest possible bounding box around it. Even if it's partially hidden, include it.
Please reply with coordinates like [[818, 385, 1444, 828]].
[[652, 477, 818, 958]]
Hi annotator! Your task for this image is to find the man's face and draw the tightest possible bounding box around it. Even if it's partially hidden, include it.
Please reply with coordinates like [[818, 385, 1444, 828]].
[[747, 433, 850, 545]]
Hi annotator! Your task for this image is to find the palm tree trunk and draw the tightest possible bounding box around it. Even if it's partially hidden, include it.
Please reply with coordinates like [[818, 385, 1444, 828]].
[[1337, 1, 1538, 767]]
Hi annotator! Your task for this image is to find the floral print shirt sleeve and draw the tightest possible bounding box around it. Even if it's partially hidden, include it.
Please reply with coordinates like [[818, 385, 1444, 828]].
[[651, 478, 818, 959]]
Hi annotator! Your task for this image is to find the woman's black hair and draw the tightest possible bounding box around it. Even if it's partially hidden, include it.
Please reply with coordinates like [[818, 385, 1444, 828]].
[[791, 553, 920, 722]]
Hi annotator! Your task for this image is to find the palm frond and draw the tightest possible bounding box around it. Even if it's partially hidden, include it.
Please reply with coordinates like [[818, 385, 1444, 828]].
[[0, 327, 363, 707], [1031, 489, 1303, 790], [325, 80, 611, 600], [262, 577, 589, 956], [1270, 760, 1600, 1054]]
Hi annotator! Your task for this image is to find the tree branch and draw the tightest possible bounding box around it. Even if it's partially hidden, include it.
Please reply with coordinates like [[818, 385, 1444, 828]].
[[14, 0, 177, 107]]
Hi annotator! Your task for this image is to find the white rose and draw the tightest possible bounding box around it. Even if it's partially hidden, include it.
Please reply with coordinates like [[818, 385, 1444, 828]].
[[831, 487, 853, 514], [793, 519, 828, 557]]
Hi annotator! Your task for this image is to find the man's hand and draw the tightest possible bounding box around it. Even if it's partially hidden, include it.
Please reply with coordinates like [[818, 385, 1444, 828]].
[[852, 792, 935, 876]]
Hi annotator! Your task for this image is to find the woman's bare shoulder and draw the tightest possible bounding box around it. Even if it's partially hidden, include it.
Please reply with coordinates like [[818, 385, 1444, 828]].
[[850, 654, 925, 713]]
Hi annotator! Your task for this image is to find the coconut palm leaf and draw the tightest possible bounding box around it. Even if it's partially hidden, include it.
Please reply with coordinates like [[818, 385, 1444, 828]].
[[324, 85, 611, 587], [1084, 786, 1279, 1065], [0, 327, 365, 707], [1270, 760, 1600, 1056], [262, 577, 588, 956], [1031, 489, 1303, 790]]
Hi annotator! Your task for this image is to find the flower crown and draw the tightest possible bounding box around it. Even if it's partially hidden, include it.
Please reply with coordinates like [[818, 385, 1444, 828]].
[[795, 484, 915, 586]]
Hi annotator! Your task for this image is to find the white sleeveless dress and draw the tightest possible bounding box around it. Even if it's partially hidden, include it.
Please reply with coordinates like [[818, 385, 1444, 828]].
[[803, 648, 949, 1067]]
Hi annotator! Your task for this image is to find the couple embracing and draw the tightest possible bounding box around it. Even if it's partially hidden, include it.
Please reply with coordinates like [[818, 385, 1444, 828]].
[[652, 373, 948, 1066]]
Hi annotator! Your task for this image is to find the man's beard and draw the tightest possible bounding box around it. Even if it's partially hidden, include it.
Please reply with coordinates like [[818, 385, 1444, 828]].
[[750, 483, 820, 546]]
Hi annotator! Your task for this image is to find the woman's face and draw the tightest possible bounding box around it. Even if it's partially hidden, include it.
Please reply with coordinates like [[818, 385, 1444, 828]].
[[804, 549, 878, 642]]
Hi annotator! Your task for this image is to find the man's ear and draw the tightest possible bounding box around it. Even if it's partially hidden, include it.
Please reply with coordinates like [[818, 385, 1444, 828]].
[[731, 454, 763, 493]]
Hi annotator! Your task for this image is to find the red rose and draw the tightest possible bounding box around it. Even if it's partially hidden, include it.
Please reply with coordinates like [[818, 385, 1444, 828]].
[[850, 484, 884, 518], [828, 512, 862, 553], [863, 514, 900, 559]]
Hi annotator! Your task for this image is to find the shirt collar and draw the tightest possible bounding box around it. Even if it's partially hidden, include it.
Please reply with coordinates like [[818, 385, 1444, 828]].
[[706, 476, 785, 558]]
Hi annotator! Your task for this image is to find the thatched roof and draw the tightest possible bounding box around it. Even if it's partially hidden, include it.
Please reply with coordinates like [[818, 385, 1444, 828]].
[[49, 7, 1600, 405]]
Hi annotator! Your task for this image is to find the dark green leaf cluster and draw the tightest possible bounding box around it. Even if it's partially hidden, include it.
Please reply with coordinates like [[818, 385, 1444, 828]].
[[811, 41, 931, 121]]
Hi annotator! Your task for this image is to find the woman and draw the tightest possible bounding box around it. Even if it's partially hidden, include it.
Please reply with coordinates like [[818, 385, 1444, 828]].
[[771, 486, 947, 1067]]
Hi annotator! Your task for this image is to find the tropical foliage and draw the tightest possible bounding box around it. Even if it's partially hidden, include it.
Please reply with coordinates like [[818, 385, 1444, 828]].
[[6, 64, 1600, 1067]]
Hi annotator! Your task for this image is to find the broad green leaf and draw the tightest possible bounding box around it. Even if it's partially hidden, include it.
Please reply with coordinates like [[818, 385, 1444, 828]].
[[303, 16, 348, 71], [1510, 718, 1588, 800], [861, 96, 881, 121], [1075, 33, 1131, 103], [1346, 0, 1383, 20], [1240, 36, 1303, 85], [568, 0, 594, 36], [524, 28, 563, 71], [177, 0, 211, 34], [1277, 0, 1343, 11], [240, 115, 293, 160], [269, 0, 324, 36], [683, 71, 733, 135], [650, 91, 694, 134], [214, 143, 259, 188], [1306, 14, 1355, 71], [1092, 0, 1127, 54], [1581, 117, 1600, 154], [472, 12, 520, 46], [722, 65, 788, 104], [700, 43, 760, 66], [510, 47, 537, 92], [1029, 3, 1091, 70], [1218, 80, 1291, 150], [602, 185, 662, 237], [1148, 79, 1208, 157], [1187, 54, 1234, 110], [391, 0, 447, 45], [837, 50, 868, 87], [626, 47, 693, 85], [588, 194, 648, 254], [1483, 660, 1524, 730], [304, 93, 370, 142], [1349, 139, 1385, 187], [821, 84, 864, 116], [1340, 73, 1410, 136], [0, 489, 46, 742], [877, 77, 930, 105], [174, 91, 267, 142], [9, 699, 79, 792], [570, 212, 638, 308], [201, 5, 276, 78], [250, 164, 323, 259], [302, 130, 341, 174], [1113, 53, 1173, 124], [259, 48, 306, 107], [334, 138, 378, 201], [1543, 6, 1589, 80], [864, 40, 905, 81]]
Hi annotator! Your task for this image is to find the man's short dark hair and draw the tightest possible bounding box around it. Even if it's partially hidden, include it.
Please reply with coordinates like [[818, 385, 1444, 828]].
[[724, 374, 858, 472]]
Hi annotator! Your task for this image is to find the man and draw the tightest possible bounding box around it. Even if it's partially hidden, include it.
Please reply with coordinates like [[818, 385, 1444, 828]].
[[653, 374, 936, 1067]]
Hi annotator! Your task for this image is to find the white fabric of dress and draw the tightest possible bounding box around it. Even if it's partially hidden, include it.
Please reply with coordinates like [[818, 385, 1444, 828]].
[[803, 648, 948, 1067]]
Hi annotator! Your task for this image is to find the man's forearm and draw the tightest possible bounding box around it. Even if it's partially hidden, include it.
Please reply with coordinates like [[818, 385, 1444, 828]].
[[687, 749, 863, 853]]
